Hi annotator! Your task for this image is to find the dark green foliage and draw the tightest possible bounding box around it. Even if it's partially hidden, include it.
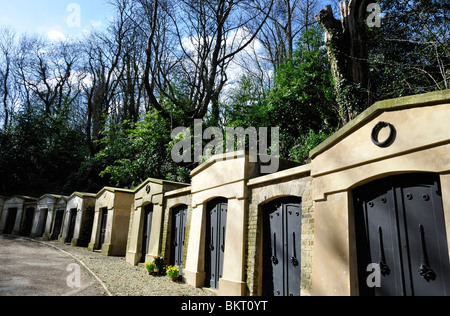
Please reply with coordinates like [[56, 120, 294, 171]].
[[367, 0, 450, 100], [289, 129, 334, 164], [267, 26, 337, 156], [95, 110, 192, 188], [0, 105, 91, 196], [0, 1, 448, 196], [225, 25, 337, 160]]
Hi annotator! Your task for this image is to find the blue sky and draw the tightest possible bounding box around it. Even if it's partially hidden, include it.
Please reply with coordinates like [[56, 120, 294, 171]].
[[0, 0, 115, 40]]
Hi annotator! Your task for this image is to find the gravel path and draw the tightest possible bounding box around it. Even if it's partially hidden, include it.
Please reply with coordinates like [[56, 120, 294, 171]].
[[41, 240, 214, 297], [0, 236, 106, 296]]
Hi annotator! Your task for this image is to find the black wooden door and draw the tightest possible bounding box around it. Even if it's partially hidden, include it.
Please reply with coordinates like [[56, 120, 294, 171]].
[[205, 198, 228, 289], [66, 209, 77, 243], [140, 204, 154, 263], [4, 208, 17, 234], [52, 210, 64, 240], [170, 205, 188, 267], [263, 197, 302, 296], [354, 173, 450, 296], [97, 208, 108, 250], [38, 209, 48, 237], [21, 208, 34, 236]]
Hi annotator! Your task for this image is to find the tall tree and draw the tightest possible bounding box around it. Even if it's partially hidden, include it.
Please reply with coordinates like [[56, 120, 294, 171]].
[[14, 35, 82, 116], [0, 28, 16, 129], [255, 0, 320, 71], [81, 0, 134, 156], [141, 0, 274, 125], [316, 0, 450, 125], [368, 0, 450, 98], [315, 0, 375, 125]]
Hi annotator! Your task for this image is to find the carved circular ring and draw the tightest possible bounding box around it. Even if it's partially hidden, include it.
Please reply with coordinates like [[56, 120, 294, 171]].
[[371, 121, 395, 148], [146, 185, 151, 194]]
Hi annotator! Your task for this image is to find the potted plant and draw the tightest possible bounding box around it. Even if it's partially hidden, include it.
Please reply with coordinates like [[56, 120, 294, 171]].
[[145, 262, 155, 275], [153, 255, 164, 274], [166, 265, 180, 282]]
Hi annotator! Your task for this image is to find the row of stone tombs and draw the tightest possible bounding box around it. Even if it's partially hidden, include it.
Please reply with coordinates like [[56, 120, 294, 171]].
[[2, 91, 450, 296], [0, 158, 314, 297], [4, 169, 450, 297]]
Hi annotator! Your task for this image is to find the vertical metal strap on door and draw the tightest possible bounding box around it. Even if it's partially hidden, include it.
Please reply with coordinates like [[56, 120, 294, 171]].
[[290, 232, 299, 267], [271, 232, 278, 264], [417, 224, 437, 282], [377, 226, 391, 276]]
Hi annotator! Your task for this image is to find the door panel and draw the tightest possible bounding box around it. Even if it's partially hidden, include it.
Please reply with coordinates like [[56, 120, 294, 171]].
[[98, 208, 108, 250], [170, 205, 187, 267], [398, 179, 450, 296], [141, 204, 153, 263], [354, 173, 450, 296], [52, 210, 64, 240], [286, 203, 302, 296], [218, 202, 227, 282], [66, 209, 77, 243], [265, 202, 284, 296], [22, 208, 34, 237], [205, 198, 227, 289], [39, 210, 48, 237], [4, 208, 18, 234], [263, 197, 302, 296], [354, 183, 404, 296]]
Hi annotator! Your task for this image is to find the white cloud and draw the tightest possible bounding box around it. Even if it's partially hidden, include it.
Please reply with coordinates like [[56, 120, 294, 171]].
[[47, 30, 66, 41]]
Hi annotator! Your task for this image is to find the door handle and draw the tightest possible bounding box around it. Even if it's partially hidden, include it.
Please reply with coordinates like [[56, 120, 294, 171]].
[[418, 224, 437, 282], [290, 257, 299, 267], [271, 232, 279, 264], [291, 232, 299, 267]]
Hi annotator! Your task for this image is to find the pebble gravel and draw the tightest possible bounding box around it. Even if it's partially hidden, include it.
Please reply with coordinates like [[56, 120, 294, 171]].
[[42, 240, 215, 297]]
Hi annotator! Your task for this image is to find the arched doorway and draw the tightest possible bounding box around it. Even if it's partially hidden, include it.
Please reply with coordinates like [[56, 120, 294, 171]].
[[21, 208, 35, 236], [140, 204, 153, 263], [170, 204, 188, 268], [4, 208, 18, 235], [263, 196, 302, 296], [66, 209, 77, 244], [353, 173, 450, 296], [52, 210, 64, 240], [205, 198, 228, 289]]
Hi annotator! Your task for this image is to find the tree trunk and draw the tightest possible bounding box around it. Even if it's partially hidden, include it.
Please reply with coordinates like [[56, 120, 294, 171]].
[[315, 1, 373, 125]]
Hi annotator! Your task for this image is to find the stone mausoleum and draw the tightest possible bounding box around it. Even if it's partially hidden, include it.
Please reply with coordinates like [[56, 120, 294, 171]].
[[1, 90, 450, 296]]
